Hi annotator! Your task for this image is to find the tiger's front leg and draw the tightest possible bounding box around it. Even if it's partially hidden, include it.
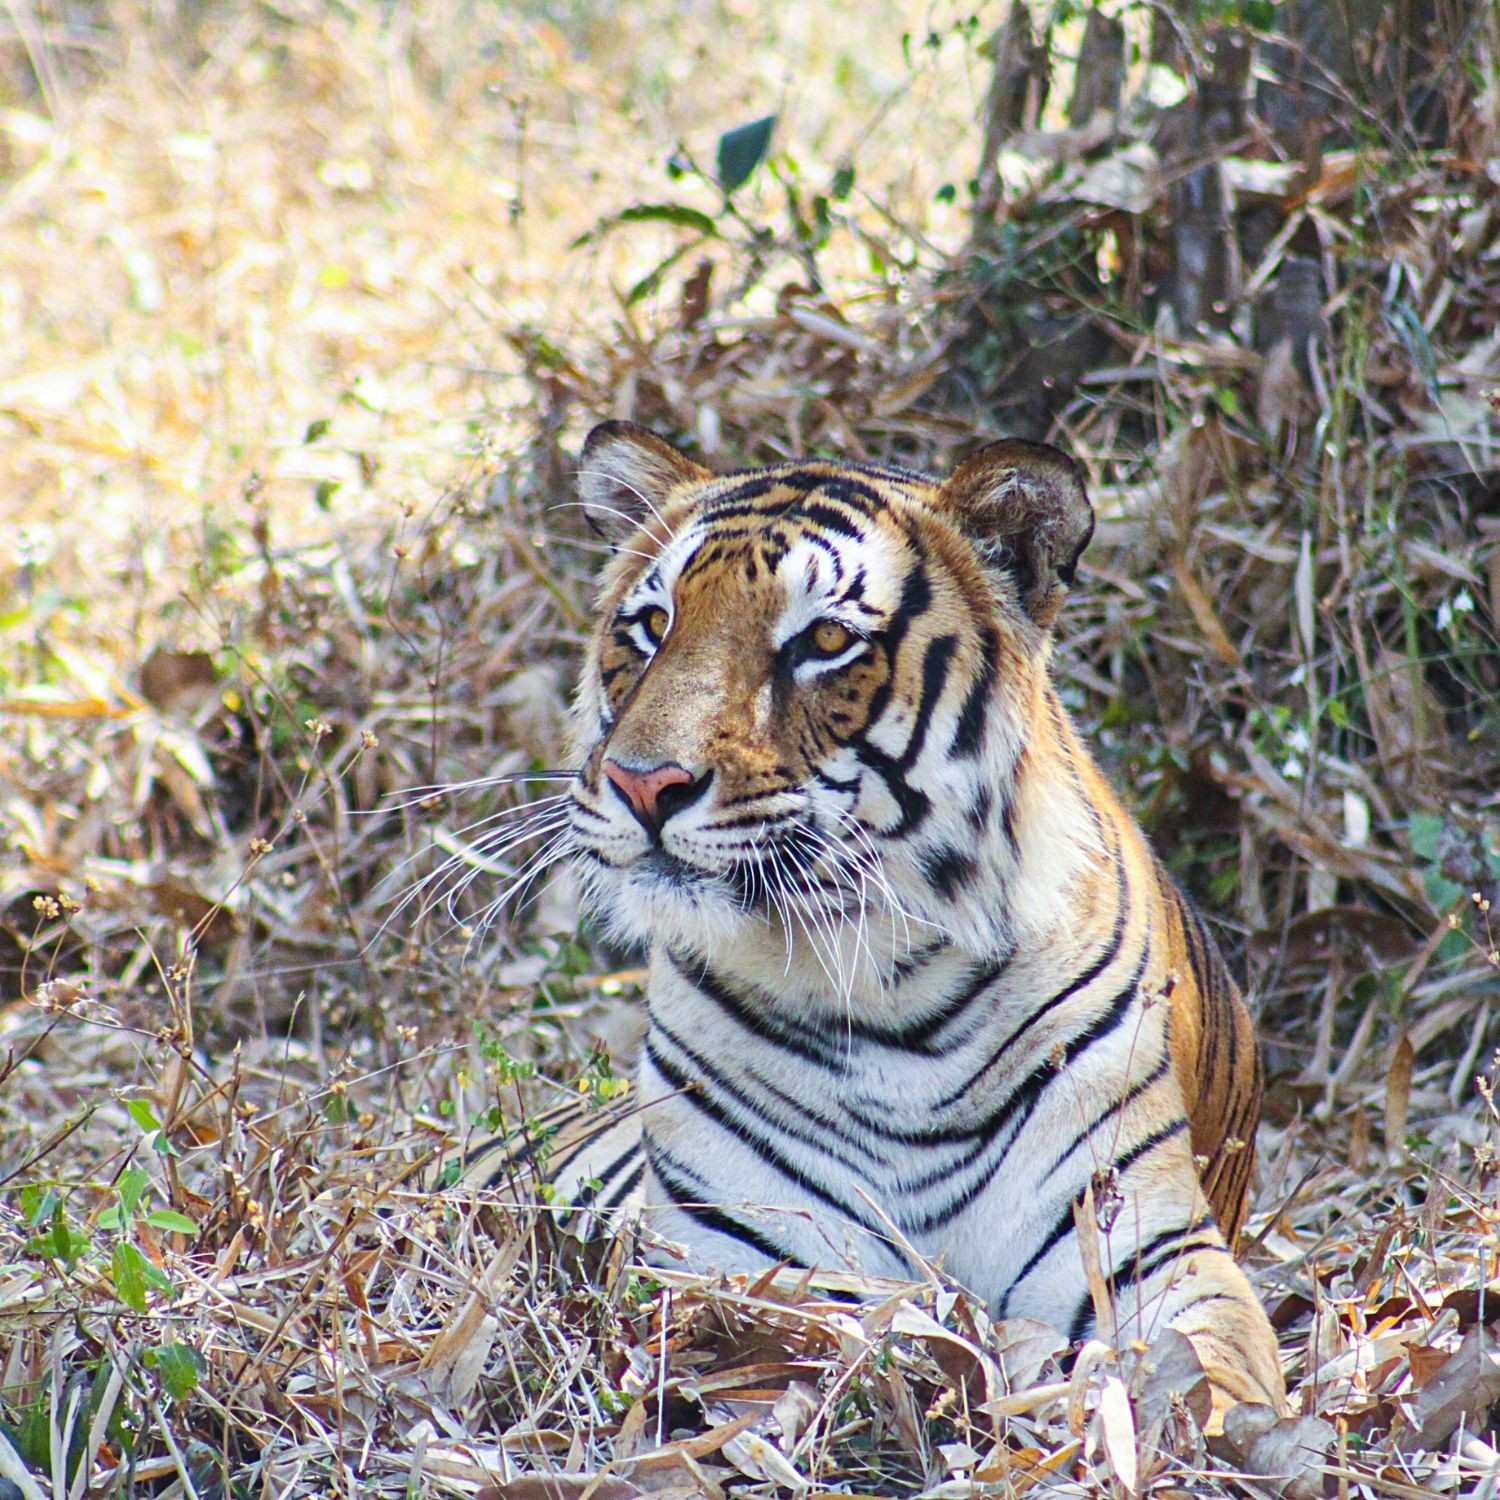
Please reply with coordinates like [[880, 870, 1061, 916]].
[[1092, 1182, 1286, 1431]]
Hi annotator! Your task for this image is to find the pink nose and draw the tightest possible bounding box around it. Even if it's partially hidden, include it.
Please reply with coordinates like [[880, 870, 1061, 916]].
[[603, 759, 697, 826]]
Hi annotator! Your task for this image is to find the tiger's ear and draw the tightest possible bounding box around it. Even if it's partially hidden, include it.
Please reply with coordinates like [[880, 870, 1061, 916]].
[[938, 439, 1095, 629], [577, 421, 711, 542]]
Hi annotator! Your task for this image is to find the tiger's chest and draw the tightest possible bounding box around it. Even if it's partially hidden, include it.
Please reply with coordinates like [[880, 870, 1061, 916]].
[[635, 945, 1168, 1314]]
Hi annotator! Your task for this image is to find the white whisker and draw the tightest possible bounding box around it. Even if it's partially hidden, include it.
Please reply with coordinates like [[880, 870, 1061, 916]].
[[567, 468, 673, 534]]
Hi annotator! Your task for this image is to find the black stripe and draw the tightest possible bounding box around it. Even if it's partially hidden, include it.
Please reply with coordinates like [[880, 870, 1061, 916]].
[[509, 1103, 634, 1188], [998, 1200, 1077, 1315], [889, 938, 948, 983], [813, 767, 861, 795], [895, 634, 958, 770], [918, 844, 978, 899], [643, 1032, 883, 1236], [801, 531, 847, 571], [880, 556, 932, 656], [1068, 1290, 1099, 1345], [1183, 898, 1223, 1088], [1125, 1232, 1224, 1294], [816, 474, 900, 511], [648, 1022, 872, 1180], [647, 1142, 798, 1262], [650, 1007, 998, 1199], [1065, 1213, 1217, 1344], [1111, 1214, 1217, 1295], [1166, 1291, 1239, 1318], [903, 950, 1149, 1230], [851, 741, 931, 835], [1220, 977, 1241, 1086], [996, 776, 1019, 855], [886, 1121, 1016, 1200], [796, 500, 868, 539], [717, 785, 798, 810], [707, 808, 796, 830], [1039, 1049, 1172, 1184], [848, 956, 1006, 1054], [650, 985, 1015, 1213], [565, 1136, 642, 1202], [968, 787, 993, 832], [1113, 1117, 1189, 1176], [672, 947, 1003, 1060], [670, 950, 841, 1069], [699, 481, 883, 530], [950, 634, 998, 757], [599, 1158, 645, 1210], [935, 855, 1130, 1110]]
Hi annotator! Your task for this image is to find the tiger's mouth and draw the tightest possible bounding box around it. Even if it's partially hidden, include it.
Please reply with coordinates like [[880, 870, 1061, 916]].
[[617, 830, 851, 917]]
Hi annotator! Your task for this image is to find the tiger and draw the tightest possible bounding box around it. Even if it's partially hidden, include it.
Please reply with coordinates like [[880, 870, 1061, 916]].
[[453, 420, 1286, 1429]]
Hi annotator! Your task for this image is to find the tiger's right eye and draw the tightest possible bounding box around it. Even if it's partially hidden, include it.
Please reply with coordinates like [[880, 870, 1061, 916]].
[[643, 606, 670, 645]]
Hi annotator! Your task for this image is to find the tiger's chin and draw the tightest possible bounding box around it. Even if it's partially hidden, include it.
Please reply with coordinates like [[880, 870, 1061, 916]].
[[581, 853, 932, 1003], [579, 855, 763, 953]]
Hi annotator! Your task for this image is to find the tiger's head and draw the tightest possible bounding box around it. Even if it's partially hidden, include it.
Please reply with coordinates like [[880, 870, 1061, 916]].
[[566, 422, 1098, 983]]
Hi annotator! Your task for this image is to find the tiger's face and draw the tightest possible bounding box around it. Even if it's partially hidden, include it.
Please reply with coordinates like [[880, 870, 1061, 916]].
[[565, 423, 1095, 977]]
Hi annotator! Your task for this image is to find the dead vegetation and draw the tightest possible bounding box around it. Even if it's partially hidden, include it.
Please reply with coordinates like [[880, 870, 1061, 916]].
[[1, 1, 1498, 1496]]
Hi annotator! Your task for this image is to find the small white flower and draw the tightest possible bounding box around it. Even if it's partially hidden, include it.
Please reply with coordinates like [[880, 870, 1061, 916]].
[[1437, 590, 1475, 631]]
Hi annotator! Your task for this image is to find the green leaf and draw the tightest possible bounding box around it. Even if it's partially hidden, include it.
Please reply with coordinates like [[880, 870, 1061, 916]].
[[830, 162, 855, 200], [1408, 812, 1445, 863], [126, 1098, 163, 1134], [571, 202, 719, 249], [716, 115, 776, 195], [144, 1209, 199, 1235], [21, 1184, 58, 1226], [323, 1093, 356, 1125], [304, 417, 331, 443], [117, 1165, 150, 1218], [617, 203, 718, 234], [113, 1242, 149, 1312], [314, 478, 341, 512], [151, 1342, 205, 1402], [142, 1258, 176, 1296], [1437, 927, 1470, 966], [48, 1201, 81, 1264], [25, 1207, 89, 1266], [625, 242, 696, 306]]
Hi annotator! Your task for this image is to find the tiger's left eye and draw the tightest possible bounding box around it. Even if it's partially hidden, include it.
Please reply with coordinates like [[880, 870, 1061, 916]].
[[810, 620, 853, 656], [643, 606, 670, 645]]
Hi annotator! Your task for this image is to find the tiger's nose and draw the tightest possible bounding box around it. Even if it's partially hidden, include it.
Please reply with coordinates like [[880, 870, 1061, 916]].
[[603, 759, 710, 839]]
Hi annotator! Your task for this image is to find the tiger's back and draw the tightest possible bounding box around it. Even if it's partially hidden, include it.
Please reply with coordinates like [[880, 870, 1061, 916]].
[[449, 424, 1284, 1427]]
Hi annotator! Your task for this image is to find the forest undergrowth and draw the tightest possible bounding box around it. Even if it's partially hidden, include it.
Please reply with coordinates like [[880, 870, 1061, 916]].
[[1, 2, 1498, 1495]]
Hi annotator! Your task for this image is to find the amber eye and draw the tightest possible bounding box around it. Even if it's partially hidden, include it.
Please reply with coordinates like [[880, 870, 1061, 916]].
[[810, 620, 853, 656], [643, 606, 670, 645]]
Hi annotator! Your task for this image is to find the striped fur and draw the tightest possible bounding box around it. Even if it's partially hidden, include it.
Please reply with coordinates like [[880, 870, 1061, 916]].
[[454, 424, 1284, 1427]]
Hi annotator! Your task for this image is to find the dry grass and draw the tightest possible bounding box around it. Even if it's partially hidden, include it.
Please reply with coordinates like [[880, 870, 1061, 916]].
[[2, 2, 1499, 1496]]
